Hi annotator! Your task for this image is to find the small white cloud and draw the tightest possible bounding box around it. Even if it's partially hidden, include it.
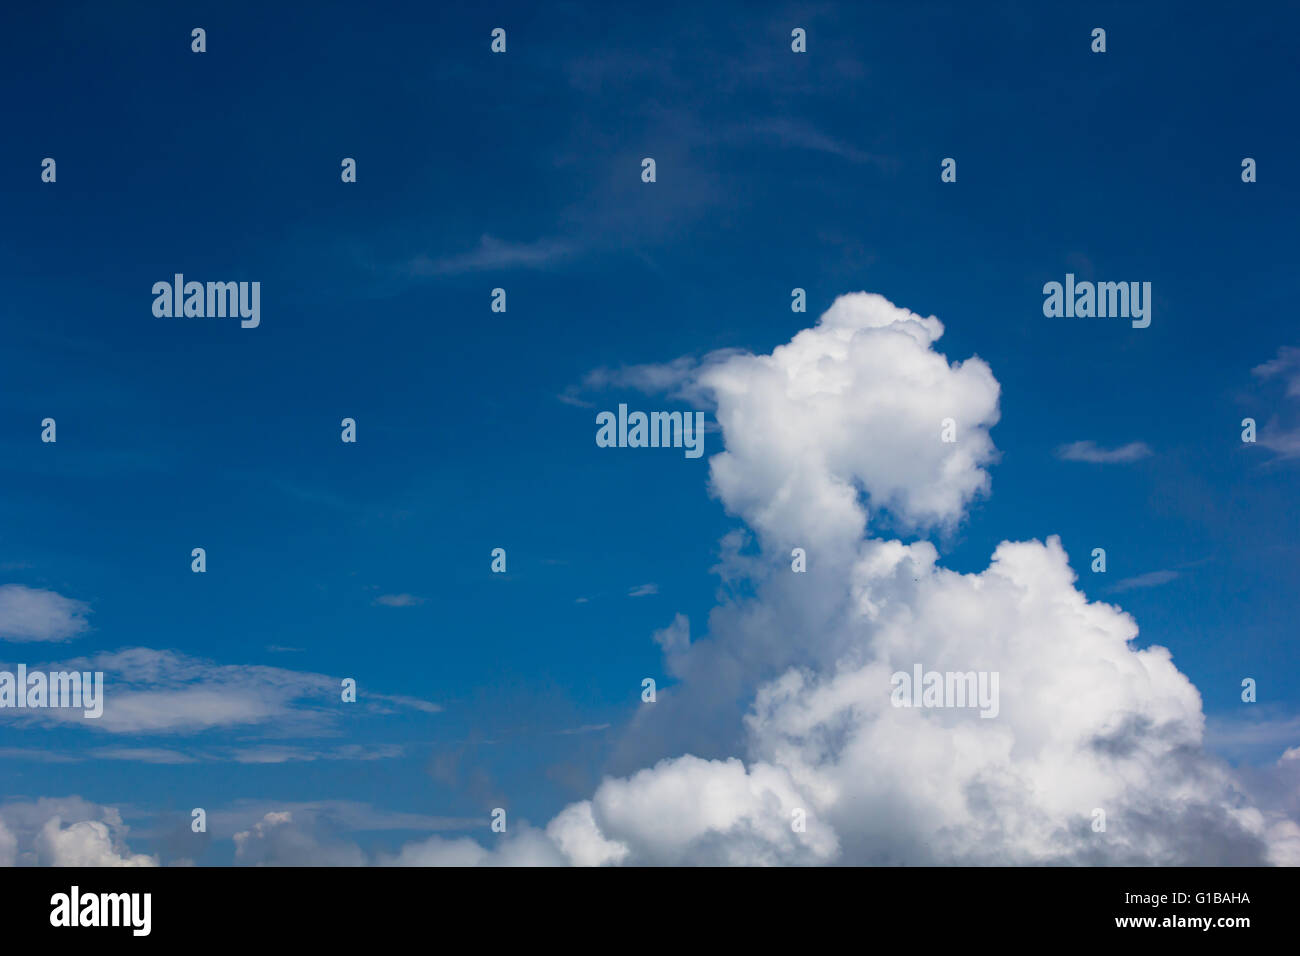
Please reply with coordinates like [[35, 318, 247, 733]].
[[0, 584, 91, 642], [557, 390, 595, 408], [628, 583, 659, 598]]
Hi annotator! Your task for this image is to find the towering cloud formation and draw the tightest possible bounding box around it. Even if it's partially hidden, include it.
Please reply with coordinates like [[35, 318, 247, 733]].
[[523, 292, 1294, 866]]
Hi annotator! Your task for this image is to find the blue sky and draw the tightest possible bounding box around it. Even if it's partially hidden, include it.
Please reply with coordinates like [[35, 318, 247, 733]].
[[0, 1, 1297, 865]]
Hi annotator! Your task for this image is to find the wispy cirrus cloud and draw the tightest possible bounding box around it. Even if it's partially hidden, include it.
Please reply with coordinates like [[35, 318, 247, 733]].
[[0, 646, 441, 734], [1250, 346, 1300, 458], [1056, 440, 1153, 463], [373, 593, 426, 608], [556, 723, 611, 736], [559, 349, 743, 407], [0, 743, 407, 765], [1108, 569, 1179, 593], [224, 744, 406, 764], [1253, 346, 1300, 398], [403, 235, 575, 277], [90, 747, 198, 765], [726, 117, 895, 169], [1206, 709, 1300, 763]]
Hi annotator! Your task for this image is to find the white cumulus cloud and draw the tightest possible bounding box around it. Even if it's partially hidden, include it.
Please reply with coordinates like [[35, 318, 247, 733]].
[[0, 584, 92, 642], [0, 800, 157, 867]]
